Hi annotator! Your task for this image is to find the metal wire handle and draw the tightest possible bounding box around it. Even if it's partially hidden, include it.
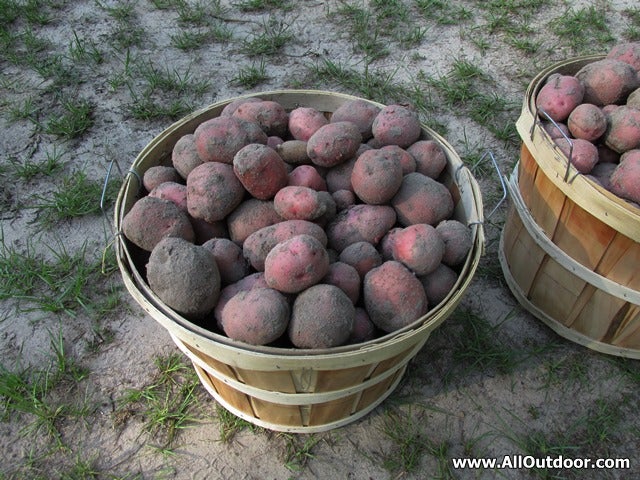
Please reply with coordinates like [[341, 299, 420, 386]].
[[532, 105, 580, 183]]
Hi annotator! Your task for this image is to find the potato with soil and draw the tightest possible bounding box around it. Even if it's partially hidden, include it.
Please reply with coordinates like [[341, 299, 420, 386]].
[[213, 272, 269, 330], [351, 148, 403, 205], [244, 220, 328, 271], [276, 140, 311, 165], [220, 288, 290, 346], [274, 186, 328, 221], [306, 121, 362, 168], [288, 107, 328, 141], [607, 42, 640, 71], [567, 103, 607, 142], [330, 99, 381, 140], [146, 237, 220, 319], [322, 261, 361, 305], [371, 104, 421, 148], [233, 144, 289, 200], [406, 140, 447, 179], [390, 224, 444, 275], [226, 198, 282, 245], [288, 284, 355, 349], [187, 162, 245, 223], [264, 234, 330, 294], [287, 165, 327, 191], [202, 237, 250, 285], [232, 100, 289, 138], [554, 137, 599, 174], [338, 241, 382, 278], [148, 182, 188, 212], [535, 74, 584, 122], [380, 145, 416, 175], [325, 157, 357, 193], [348, 308, 376, 344], [575, 59, 639, 106], [391, 172, 454, 227], [172, 133, 203, 179], [436, 219, 473, 267], [610, 149, 640, 204], [122, 196, 194, 252], [143, 166, 182, 192], [419, 263, 458, 307], [220, 97, 262, 117], [326, 204, 397, 252], [363, 260, 428, 333], [194, 116, 267, 164], [603, 105, 640, 153]]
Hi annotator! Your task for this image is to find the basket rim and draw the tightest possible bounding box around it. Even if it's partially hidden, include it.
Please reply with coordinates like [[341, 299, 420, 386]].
[[114, 89, 486, 360], [516, 55, 640, 242]]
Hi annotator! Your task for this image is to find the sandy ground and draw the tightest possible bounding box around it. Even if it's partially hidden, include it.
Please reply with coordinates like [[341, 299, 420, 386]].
[[1, 1, 639, 479]]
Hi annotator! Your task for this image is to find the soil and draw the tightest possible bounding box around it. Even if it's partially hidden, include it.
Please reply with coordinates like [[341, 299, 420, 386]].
[[1, 1, 639, 479]]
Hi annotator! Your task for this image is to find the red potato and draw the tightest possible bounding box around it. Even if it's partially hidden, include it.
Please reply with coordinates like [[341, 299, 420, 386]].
[[213, 272, 269, 330], [276, 140, 311, 165], [172, 134, 203, 180], [306, 121, 362, 168], [380, 145, 416, 175], [322, 261, 361, 305], [567, 103, 607, 142], [148, 182, 188, 212], [143, 166, 182, 192], [220, 97, 262, 117], [226, 198, 282, 245], [627, 88, 640, 110], [122, 196, 194, 252], [348, 308, 376, 344], [589, 162, 618, 191], [288, 284, 355, 349], [535, 74, 584, 122], [325, 157, 357, 193], [371, 104, 421, 148], [332, 189, 356, 210], [146, 237, 220, 319], [233, 144, 289, 200], [607, 42, 640, 73], [313, 191, 337, 227], [220, 288, 290, 346], [610, 149, 640, 204], [288, 107, 329, 141], [419, 263, 458, 307], [554, 137, 599, 174], [351, 148, 403, 205], [541, 121, 570, 140], [186, 162, 245, 223], [604, 105, 640, 153], [406, 140, 447, 179], [575, 59, 639, 106], [338, 241, 382, 278], [202, 237, 250, 285], [330, 99, 381, 140], [363, 260, 428, 333], [390, 224, 444, 275], [287, 165, 327, 191], [436, 219, 473, 267], [193, 116, 267, 164], [243, 219, 328, 271], [267, 136, 284, 149], [264, 234, 330, 294], [274, 185, 328, 221], [378, 227, 402, 260], [326, 204, 397, 252], [391, 172, 454, 227], [232, 100, 289, 138]]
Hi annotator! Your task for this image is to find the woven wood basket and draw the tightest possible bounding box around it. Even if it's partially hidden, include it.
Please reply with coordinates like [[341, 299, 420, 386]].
[[500, 169, 640, 358], [515, 55, 640, 290], [114, 90, 486, 432]]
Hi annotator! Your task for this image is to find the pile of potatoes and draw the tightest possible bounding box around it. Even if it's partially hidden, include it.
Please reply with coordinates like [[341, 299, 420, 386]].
[[122, 96, 473, 349], [535, 41, 640, 207]]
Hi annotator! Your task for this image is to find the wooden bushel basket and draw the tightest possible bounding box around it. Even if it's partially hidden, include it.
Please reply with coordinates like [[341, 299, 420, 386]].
[[500, 170, 640, 358], [515, 55, 640, 291], [114, 90, 485, 432]]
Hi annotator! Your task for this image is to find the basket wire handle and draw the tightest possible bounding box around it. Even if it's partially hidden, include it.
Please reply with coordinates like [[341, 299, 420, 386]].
[[456, 150, 507, 226], [532, 106, 579, 183]]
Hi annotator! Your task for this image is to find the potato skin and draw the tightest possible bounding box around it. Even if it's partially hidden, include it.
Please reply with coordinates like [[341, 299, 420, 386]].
[[371, 104, 421, 148], [326, 204, 397, 252], [220, 288, 290, 346], [244, 220, 328, 271], [276, 140, 311, 165], [274, 186, 328, 221], [419, 263, 458, 307], [194, 116, 267, 164], [576, 59, 639, 106], [607, 42, 640, 71], [264, 234, 330, 294], [148, 182, 188, 212], [348, 308, 376, 344], [391, 224, 444, 275], [213, 272, 269, 330], [233, 143, 289, 200], [380, 145, 416, 175], [232, 100, 289, 138], [288, 284, 355, 349], [567, 103, 607, 142], [351, 148, 403, 205], [554, 137, 599, 174], [535, 74, 584, 122], [147, 237, 220, 319], [330, 99, 381, 140], [363, 261, 428, 333], [123, 196, 195, 252], [338, 241, 382, 278], [143, 166, 182, 192], [226, 198, 282, 245], [187, 162, 246, 223], [436, 219, 473, 267], [287, 165, 327, 191], [604, 105, 640, 153], [391, 172, 454, 226], [322, 261, 361, 305], [172, 134, 203, 179], [307, 121, 362, 168], [202, 237, 250, 285], [406, 140, 447, 179], [610, 149, 640, 203], [288, 107, 329, 141]]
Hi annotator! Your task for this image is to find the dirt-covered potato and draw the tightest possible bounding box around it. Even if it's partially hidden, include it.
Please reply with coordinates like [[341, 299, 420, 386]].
[[607, 41, 640, 71], [194, 116, 267, 164], [172, 133, 203, 179], [390, 224, 444, 275], [287, 165, 327, 191], [351, 148, 403, 205], [213, 272, 269, 329], [610, 149, 640, 204], [380, 145, 416, 175], [288, 284, 355, 349], [226, 198, 282, 245], [146, 237, 220, 319], [148, 182, 188, 212], [535, 74, 584, 122], [338, 241, 382, 278], [330, 99, 381, 140], [554, 137, 599, 174], [186, 162, 245, 223], [143, 166, 182, 192], [436, 219, 473, 267], [202, 237, 250, 285], [326, 204, 396, 252], [604, 105, 640, 153], [567, 103, 608, 142], [322, 261, 361, 305], [575, 59, 639, 106], [274, 186, 329, 221], [419, 263, 458, 307], [288, 106, 329, 141], [307, 121, 362, 168], [276, 140, 311, 165], [233, 143, 288, 200], [371, 104, 421, 148], [406, 140, 447, 179], [232, 100, 289, 138], [348, 307, 376, 344], [391, 172, 454, 226]]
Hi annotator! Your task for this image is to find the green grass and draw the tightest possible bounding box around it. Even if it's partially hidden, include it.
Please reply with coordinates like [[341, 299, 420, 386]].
[[549, 5, 615, 54], [40, 97, 94, 139], [239, 16, 293, 56], [280, 433, 322, 472], [230, 59, 269, 87]]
